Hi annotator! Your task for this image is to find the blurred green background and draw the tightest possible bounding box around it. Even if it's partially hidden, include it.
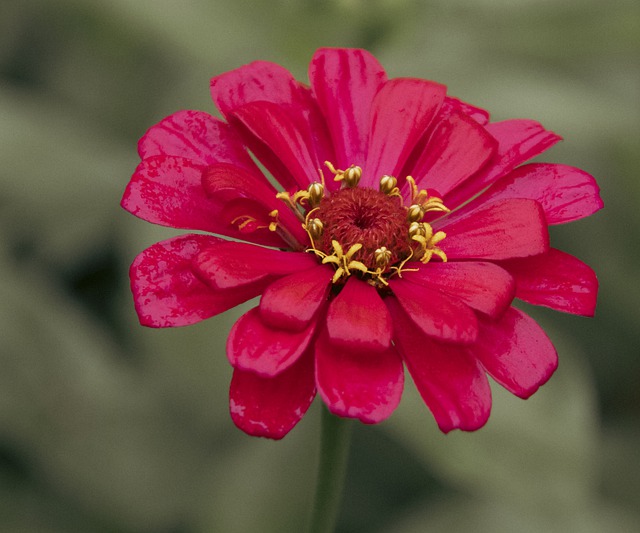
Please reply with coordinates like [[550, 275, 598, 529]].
[[1, 0, 638, 531]]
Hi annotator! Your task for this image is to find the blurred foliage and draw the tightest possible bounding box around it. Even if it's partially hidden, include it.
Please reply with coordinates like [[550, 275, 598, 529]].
[[1, 0, 638, 531]]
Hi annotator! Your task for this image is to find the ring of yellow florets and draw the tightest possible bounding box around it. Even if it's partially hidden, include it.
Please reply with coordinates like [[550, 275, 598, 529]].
[[274, 161, 449, 287]]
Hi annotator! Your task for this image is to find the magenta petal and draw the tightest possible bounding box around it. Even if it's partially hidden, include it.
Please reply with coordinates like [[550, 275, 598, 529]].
[[437, 198, 549, 260], [260, 265, 333, 331], [231, 101, 322, 190], [389, 280, 478, 344], [137, 110, 258, 172], [230, 350, 316, 439], [315, 329, 403, 423], [193, 242, 317, 290], [130, 234, 260, 327], [441, 96, 490, 125], [389, 298, 491, 432], [410, 110, 497, 196], [326, 277, 392, 353], [402, 262, 515, 318], [362, 78, 446, 187], [310, 48, 387, 169], [211, 60, 299, 117], [446, 119, 562, 208], [473, 307, 558, 399], [501, 248, 598, 316], [227, 307, 315, 376], [475, 163, 604, 225], [201, 162, 307, 245]]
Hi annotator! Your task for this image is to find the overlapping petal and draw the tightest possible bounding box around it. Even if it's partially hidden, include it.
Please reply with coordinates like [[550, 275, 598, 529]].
[[259, 265, 333, 331], [326, 277, 393, 353], [310, 48, 387, 169], [362, 78, 446, 186], [388, 281, 478, 344], [501, 248, 598, 316], [130, 234, 260, 327], [473, 163, 604, 224], [230, 349, 316, 439], [389, 298, 492, 432], [472, 307, 558, 399], [437, 198, 549, 260], [227, 307, 316, 376], [315, 329, 403, 423], [193, 242, 317, 290], [401, 262, 515, 318]]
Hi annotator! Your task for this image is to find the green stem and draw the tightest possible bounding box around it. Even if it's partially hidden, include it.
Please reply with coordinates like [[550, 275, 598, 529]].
[[307, 407, 352, 533]]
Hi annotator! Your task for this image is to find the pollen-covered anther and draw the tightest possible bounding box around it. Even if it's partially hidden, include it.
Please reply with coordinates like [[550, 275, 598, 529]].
[[407, 204, 425, 223], [325, 161, 362, 188], [411, 222, 448, 264], [374, 247, 392, 268], [379, 175, 400, 196]]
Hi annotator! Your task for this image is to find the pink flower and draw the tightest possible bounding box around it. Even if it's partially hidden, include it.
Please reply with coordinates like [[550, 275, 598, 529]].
[[122, 48, 603, 439]]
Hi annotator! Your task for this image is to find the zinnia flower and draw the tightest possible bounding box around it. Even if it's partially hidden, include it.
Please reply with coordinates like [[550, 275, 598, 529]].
[[122, 48, 603, 439]]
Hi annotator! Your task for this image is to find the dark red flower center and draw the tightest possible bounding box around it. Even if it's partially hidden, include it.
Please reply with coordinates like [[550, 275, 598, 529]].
[[315, 187, 412, 270]]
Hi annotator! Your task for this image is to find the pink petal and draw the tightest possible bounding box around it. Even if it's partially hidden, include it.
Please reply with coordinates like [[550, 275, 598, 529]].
[[211, 60, 299, 117], [259, 265, 333, 331], [401, 261, 515, 318], [409, 110, 497, 196], [441, 96, 490, 125], [472, 307, 558, 399], [130, 234, 261, 327], [362, 78, 446, 187], [389, 298, 492, 432], [231, 101, 323, 190], [474, 163, 604, 225], [389, 281, 478, 344], [501, 248, 598, 316], [230, 349, 316, 439], [315, 329, 403, 423], [137, 110, 258, 172], [121, 156, 286, 247], [227, 307, 316, 376], [437, 198, 549, 260], [446, 119, 562, 208], [193, 242, 318, 290], [309, 48, 387, 169], [326, 277, 393, 353], [201, 162, 307, 245]]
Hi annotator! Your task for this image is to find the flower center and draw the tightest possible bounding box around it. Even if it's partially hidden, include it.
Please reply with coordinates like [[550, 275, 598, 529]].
[[275, 162, 450, 286]]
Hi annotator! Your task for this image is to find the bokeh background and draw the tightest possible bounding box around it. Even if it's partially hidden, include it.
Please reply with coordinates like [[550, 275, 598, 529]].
[[1, 0, 639, 531]]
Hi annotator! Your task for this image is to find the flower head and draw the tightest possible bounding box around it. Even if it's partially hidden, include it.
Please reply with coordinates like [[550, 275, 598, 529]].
[[122, 48, 603, 439]]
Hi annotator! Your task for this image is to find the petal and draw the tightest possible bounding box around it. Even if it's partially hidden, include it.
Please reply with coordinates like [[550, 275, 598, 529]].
[[227, 307, 316, 376], [193, 242, 318, 290], [137, 110, 258, 171], [315, 328, 403, 423], [362, 78, 446, 187], [446, 119, 562, 208], [437, 198, 549, 260], [441, 96, 490, 125], [260, 265, 333, 331], [121, 156, 286, 246], [309, 48, 387, 169], [409, 110, 497, 196], [389, 280, 478, 344], [401, 262, 515, 318], [326, 277, 392, 353], [501, 248, 598, 316], [389, 298, 492, 432], [230, 349, 316, 439], [472, 307, 558, 399], [474, 163, 604, 225], [211, 60, 299, 117], [201, 162, 307, 245], [130, 234, 259, 327], [231, 101, 322, 190]]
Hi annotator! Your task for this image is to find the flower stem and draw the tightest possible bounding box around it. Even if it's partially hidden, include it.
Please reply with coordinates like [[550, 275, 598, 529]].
[[307, 406, 352, 533]]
